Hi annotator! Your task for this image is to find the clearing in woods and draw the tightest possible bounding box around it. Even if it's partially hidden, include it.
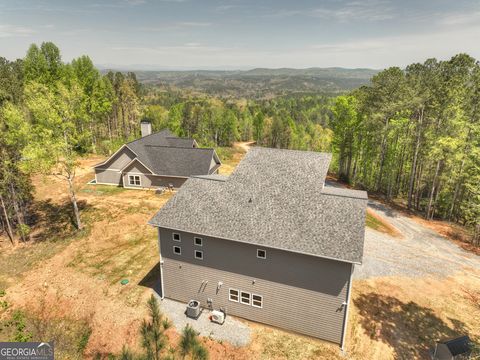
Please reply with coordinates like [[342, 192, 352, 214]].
[[0, 142, 479, 359]]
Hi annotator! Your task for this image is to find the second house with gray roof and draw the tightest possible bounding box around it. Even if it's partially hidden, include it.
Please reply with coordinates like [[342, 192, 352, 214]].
[[93, 121, 221, 189], [149, 147, 367, 350]]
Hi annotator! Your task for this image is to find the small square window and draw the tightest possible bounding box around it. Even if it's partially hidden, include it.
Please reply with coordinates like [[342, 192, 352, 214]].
[[229, 289, 239, 302], [173, 233, 181, 242], [194, 250, 203, 260], [240, 291, 251, 305], [173, 246, 181, 255], [257, 249, 266, 259], [252, 294, 263, 308], [194, 237, 203, 246]]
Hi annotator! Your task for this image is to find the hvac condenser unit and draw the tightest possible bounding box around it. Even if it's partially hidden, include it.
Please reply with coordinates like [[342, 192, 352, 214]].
[[211, 310, 225, 325]]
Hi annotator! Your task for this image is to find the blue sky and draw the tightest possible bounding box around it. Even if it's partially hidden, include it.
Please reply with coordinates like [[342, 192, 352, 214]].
[[1, 0, 479, 69]]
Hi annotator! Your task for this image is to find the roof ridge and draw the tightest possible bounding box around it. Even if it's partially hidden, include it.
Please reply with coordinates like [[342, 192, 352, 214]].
[[126, 129, 174, 145], [143, 145, 214, 151], [250, 146, 332, 157], [165, 136, 193, 140]]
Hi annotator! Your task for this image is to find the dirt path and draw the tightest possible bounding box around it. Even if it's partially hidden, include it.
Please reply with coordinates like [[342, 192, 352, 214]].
[[233, 141, 255, 152], [356, 200, 480, 279]]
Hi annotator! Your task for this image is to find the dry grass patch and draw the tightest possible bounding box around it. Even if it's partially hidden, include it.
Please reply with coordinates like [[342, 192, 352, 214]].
[[1, 155, 173, 355], [365, 209, 401, 237], [249, 324, 342, 360], [217, 143, 248, 176], [349, 274, 480, 359]]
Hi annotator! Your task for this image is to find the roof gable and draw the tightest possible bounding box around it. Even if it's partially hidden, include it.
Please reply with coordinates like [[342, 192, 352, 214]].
[[95, 128, 220, 178], [121, 157, 154, 174], [94, 145, 136, 169]]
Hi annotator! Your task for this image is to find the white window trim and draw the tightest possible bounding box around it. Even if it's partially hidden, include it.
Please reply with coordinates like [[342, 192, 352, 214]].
[[240, 291, 251, 305], [194, 237, 203, 246], [128, 174, 141, 186], [229, 288, 239, 303], [172, 233, 181, 242], [173, 245, 181, 255], [194, 250, 203, 260], [257, 249, 267, 259], [252, 294, 263, 309]]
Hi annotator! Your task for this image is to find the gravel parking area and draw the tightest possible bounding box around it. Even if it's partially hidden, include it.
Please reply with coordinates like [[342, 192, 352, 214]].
[[354, 200, 480, 279], [157, 297, 251, 347]]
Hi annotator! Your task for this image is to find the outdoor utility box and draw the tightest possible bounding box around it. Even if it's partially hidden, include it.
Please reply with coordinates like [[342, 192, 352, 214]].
[[186, 300, 201, 319], [211, 310, 225, 325]]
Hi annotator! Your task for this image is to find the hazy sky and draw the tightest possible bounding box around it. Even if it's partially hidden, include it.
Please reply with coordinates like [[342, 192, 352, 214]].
[[1, 0, 479, 69]]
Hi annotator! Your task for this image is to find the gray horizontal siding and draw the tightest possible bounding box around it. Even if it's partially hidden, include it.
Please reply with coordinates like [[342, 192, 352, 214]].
[[159, 228, 351, 344], [163, 259, 347, 343], [101, 146, 136, 170], [123, 173, 187, 189], [95, 169, 122, 186]]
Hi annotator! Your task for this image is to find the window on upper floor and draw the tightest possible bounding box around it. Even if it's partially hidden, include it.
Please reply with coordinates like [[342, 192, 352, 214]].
[[194, 237, 203, 246], [173, 233, 181, 242], [257, 249, 266, 259]]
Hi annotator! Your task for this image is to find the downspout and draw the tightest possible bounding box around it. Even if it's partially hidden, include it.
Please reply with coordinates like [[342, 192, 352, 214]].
[[158, 227, 165, 299], [340, 263, 355, 353]]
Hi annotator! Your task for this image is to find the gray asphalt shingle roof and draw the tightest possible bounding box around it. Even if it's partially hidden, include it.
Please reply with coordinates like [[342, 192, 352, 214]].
[[122, 129, 219, 176], [149, 147, 368, 264]]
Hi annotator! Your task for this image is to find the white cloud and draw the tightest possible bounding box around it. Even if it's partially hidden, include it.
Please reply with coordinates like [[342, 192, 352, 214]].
[[311, 0, 394, 21], [125, 0, 146, 5], [176, 21, 211, 27], [436, 10, 480, 26], [264, 0, 394, 22], [0, 25, 35, 38], [108, 19, 480, 69], [138, 21, 212, 32], [308, 23, 480, 68]]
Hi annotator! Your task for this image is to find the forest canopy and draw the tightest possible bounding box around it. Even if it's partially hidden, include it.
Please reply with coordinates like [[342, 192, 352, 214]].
[[0, 42, 479, 244]]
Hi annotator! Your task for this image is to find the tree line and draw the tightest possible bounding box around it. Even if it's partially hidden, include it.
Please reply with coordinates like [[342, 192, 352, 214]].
[[0, 42, 142, 243], [1, 42, 478, 245], [331, 54, 480, 243]]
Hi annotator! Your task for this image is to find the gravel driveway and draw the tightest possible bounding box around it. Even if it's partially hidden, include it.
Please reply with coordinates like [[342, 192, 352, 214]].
[[354, 200, 480, 279]]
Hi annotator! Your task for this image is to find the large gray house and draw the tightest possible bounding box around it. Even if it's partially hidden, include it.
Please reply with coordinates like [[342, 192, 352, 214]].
[[94, 122, 221, 189], [149, 147, 367, 349]]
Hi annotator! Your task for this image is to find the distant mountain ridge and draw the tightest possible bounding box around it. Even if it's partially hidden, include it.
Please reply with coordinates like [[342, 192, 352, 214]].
[[102, 66, 380, 97], [242, 67, 379, 78]]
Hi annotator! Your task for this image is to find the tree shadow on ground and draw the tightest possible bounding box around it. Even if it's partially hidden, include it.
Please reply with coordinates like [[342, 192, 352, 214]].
[[354, 293, 469, 359], [139, 261, 162, 297], [367, 200, 398, 218], [30, 199, 92, 242]]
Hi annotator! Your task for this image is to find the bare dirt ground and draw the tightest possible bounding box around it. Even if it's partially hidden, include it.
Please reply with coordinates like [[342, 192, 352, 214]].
[[1, 146, 479, 359]]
